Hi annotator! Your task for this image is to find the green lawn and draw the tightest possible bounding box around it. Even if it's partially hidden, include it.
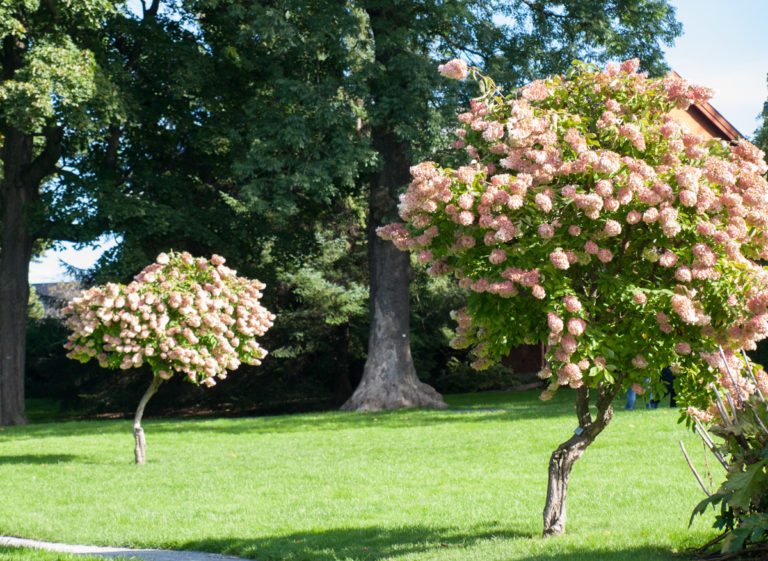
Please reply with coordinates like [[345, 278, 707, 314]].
[[0, 390, 719, 560], [0, 546, 132, 560]]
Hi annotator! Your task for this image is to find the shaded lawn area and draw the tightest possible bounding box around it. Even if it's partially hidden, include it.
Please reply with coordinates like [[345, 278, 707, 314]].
[[0, 390, 717, 560]]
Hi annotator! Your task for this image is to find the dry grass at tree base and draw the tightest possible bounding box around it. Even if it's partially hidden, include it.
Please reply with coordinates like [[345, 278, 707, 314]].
[[0, 390, 721, 561]]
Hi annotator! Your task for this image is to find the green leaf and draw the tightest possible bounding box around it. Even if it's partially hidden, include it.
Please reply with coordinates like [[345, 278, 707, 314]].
[[723, 459, 768, 511]]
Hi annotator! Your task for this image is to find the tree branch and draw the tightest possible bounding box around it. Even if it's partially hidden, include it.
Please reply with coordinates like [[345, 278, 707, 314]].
[[144, 0, 161, 19], [22, 126, 63, 189], [54, 166, 79, 181], [575, 385, 591, 427], [105, 124, 122, 168], [435, 30, 486, 60], [520, 0, 569, 20]]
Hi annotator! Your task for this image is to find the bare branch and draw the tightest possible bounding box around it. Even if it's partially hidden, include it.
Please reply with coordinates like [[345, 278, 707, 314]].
[[694, 420, 729, 470], [679, 440, 711, 496]]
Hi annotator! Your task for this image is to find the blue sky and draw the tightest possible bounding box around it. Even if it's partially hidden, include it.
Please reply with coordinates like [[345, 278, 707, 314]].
[[28, 0, 768, 283], [665, 0, 767, 137]]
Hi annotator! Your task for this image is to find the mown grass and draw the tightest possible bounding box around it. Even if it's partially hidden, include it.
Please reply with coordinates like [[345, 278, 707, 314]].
[[0, 546, 132, 560], [0, 390, 719, 560]]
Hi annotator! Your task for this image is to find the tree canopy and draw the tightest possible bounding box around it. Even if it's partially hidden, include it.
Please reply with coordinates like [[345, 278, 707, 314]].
[[4, 0, 686, 423]]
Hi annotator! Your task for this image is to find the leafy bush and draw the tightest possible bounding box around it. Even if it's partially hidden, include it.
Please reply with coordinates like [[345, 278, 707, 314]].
[[689, 356, 768, 557]]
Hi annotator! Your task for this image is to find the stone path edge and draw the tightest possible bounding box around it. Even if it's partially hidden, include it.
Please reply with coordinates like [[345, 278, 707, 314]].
[[0, 536, 258, 561]]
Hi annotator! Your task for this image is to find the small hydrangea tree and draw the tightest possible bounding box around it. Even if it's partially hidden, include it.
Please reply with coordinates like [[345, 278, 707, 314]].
[[63, 251, 275, 464], [379, 59, 768, 535]]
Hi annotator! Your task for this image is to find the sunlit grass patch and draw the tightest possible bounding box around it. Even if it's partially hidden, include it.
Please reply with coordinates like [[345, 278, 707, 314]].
[[0, 390, 716, 560]]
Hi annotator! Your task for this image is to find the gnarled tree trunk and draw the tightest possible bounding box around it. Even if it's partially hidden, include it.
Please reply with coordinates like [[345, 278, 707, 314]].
[[133, 376, 163, 464], [542, 380, 624, 536]]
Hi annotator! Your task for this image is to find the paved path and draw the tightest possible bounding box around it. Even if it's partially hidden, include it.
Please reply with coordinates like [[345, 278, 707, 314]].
[[0, 536, 257, 561]]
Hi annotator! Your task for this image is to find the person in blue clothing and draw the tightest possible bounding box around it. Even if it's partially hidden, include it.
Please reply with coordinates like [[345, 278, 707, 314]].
[[625, 386, 638, 409]]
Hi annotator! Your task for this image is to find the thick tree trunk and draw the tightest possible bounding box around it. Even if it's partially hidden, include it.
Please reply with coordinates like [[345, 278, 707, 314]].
[[133, 376, 163, 465], [0, 123, 63, 426], [342, 7, 446, 412], [542, 381, 624, 536], [341, 227, 445, 410], [0, 33, 64, 426], [341, 127, 446, 411], [0, 220, 32, 426], [0, 128, 38, 426]]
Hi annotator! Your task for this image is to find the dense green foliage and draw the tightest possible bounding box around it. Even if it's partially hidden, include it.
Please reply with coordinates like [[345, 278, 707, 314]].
[[0, 0, 123, 243], [14, 1, 684, 417], [691, 393, 768, 556]]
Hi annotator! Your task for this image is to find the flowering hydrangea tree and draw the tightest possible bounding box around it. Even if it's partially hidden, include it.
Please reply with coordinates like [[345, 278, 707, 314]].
[[63, 251, 275, 463], [379, 59, 768, 535]]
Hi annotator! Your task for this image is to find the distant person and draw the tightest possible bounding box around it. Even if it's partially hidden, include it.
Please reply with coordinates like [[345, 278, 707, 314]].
[[649, 366, 676, 408], [625, 382, 646, 410], [625, 386, 637, 410]]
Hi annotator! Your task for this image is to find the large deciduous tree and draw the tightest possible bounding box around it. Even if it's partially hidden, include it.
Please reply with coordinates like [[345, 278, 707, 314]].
[[81, 1, 375, 407], [380, 60, 768, 535], [343, 0, 682, 410], [77, 1, 683, 413], [0, 0, 119, 425]]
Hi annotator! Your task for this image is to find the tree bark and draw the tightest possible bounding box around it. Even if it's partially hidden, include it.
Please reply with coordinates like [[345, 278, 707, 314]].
[[342, 6, 446, 412], [342, 124, 446, 411], [0, 128, 38, 426], [133, 376, 163, 465], [0, 122, 64, 426], [542, 381, 624, 536]]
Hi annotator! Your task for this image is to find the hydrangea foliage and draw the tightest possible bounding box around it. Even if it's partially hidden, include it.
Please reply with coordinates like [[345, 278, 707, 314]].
[[63, 251, 275, 387], [379, 59, 768, 406]]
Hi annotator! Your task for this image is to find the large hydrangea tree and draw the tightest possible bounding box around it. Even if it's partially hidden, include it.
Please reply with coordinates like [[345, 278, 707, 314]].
[[379, 58, 768, 535], [64, 251, 275, 464]]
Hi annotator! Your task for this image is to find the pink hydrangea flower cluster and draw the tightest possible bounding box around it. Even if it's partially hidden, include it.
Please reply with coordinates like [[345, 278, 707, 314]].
[[438, 58, 469, 80], [379, 59, 768, 405], [63, 251, 275, 387]]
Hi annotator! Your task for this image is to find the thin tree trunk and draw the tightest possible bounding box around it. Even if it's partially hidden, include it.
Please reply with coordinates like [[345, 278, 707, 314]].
[[542, 380, 624, 536], [133, 376, 163, 465]]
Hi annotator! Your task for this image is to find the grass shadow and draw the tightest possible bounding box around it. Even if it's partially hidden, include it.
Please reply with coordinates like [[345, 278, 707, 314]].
[[3, 389, 581, 438], [180, 524, 683, 561], [9, 388, 656, 439], [0, 453, 80, 465], [514, 544, 683, 561], [181, 522, 533, 561]]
